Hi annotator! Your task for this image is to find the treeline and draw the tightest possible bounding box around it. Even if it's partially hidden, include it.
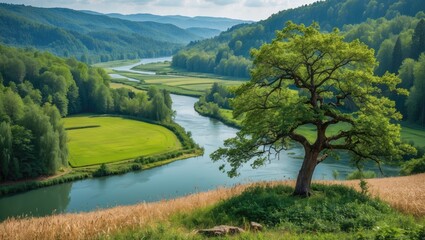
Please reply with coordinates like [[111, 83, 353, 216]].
[[194, 83, 240, 128], [344, 17, 425, 125], [172, 48, 252, 78], [201, 82, 233, 110], [0, 45, 174, 181]]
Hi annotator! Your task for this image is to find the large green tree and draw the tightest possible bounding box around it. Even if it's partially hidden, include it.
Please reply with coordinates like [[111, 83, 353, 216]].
[[211, 22, 414, 197]]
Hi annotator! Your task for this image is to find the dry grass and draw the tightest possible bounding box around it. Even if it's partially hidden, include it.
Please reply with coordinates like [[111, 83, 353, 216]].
[[339, 173, 425, 217], [1, 174, 424, 240]]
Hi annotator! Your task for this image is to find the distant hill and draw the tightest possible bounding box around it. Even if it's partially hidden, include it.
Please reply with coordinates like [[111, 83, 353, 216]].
[[105, 13, 252, 31], [185, 27, 221, 39], [0, 3, 207, 63]]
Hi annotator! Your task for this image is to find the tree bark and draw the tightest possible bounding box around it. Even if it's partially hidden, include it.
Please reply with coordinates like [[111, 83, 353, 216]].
[[293, 147, 319, 197]]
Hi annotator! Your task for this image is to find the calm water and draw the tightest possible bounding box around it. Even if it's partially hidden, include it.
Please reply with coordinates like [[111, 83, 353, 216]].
[[0, 58, 399, 221]]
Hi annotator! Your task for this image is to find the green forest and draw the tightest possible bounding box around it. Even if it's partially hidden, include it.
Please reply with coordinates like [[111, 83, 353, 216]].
[[173, 0, 425, 78], [0, 45, 175, 182], [0, 3, 204, 64], [174, 1, 425, 127]]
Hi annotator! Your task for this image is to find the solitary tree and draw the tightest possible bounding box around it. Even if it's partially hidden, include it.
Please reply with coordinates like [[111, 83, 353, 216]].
[[211, 22, 414, 197]]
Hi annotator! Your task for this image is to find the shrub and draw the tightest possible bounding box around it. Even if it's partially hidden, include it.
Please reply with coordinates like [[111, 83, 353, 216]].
[[401, 155, 425, 175], [93, 164, 110, 177], [346, 170, 376, 180]]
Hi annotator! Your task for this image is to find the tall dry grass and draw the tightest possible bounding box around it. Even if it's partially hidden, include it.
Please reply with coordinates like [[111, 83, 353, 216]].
[[341, 173, 425, 216], [1, 174, 424, 240]]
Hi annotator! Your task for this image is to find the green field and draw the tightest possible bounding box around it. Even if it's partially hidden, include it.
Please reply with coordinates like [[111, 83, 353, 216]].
[[113, 72, 244, 96], [64, 115, 182, 167], [132, 61, 247, 81], [400, 122, 425, 147], [110, 82, 146, 93], [92, 59, 140, 68], [132, 61, 175, 73]]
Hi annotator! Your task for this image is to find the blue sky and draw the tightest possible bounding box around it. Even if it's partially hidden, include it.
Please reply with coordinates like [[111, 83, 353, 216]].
[[3, 0, 318, 21]]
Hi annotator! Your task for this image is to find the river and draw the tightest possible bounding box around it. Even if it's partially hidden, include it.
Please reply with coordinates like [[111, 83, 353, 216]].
[[0, 57, 399, 221]]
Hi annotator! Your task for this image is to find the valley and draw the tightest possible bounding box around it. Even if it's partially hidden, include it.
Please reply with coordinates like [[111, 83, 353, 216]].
[[1, 1, 425, 239]]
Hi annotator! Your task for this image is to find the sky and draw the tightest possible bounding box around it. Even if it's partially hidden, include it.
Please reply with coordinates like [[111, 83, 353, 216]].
[[3, 0, 318, 21]]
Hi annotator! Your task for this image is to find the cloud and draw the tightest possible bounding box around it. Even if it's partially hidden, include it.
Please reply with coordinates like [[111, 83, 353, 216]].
[[3, 0, 318, 21], [154, 0, 184, 7], [244, 0, 285, 7], [204, 0, 239, 6]]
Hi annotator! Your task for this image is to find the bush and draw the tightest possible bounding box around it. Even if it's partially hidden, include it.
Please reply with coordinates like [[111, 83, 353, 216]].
[[401, 155, 425, 175], [93, 164, 110, 177], [346, 170, 376, 180]]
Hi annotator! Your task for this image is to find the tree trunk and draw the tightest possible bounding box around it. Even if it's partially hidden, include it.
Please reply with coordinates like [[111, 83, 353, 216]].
[[293, 148, 319, 197]]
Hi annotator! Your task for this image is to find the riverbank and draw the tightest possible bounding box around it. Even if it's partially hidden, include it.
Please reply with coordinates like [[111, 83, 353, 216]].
[[0, 114, 203, 197], [0, 149, 203, 197], [1, 174, 424, 239], [194, 101, 241, 129]]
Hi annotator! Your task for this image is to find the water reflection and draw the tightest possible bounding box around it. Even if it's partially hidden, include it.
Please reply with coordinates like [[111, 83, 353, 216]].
[[0, 182, 72, 220]]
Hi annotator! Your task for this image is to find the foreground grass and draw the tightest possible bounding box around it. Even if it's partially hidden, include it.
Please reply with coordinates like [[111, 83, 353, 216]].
[[2, 174, 425, 240], [112, 185, 425, 240], [65, 115, 182, 167]]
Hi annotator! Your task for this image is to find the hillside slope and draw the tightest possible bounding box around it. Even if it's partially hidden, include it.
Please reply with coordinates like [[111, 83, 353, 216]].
[[0, 3, 203, 63], [1, 174, 424, 239], [172, 0, 425, 78], [106, 13, 252, 31]]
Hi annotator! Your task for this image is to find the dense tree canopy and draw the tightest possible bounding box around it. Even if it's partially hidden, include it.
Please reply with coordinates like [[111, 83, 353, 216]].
[[211, 22, 414, 196], [0, 45, 174, 182]]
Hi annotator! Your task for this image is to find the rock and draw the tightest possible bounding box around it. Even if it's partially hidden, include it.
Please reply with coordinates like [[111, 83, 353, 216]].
[[250, 221, 263, 231], [197, 225, 245, 237]]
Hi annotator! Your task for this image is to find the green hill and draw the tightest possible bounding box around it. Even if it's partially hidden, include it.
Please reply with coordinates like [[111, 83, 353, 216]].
[[172, 0, 425, 78], [0, 3, 204, 63]]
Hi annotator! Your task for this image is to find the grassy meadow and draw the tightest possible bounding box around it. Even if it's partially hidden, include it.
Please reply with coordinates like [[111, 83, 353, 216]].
[[2, 174, 424, 240], [65, 115, 182, 167], [110, 82, 146, 93], [92, 59, 140, 68]]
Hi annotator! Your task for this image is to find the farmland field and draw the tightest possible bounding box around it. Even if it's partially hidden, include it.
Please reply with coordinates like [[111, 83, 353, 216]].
[[108, 61, 246, 96], [110, 82, 146, 93], [92, 59, 140, 68], [64, 115, 182, 167], [114, 71, 244, 96]]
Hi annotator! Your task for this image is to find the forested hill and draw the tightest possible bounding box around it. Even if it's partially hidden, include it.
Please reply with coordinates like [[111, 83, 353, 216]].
[[172, 0, 425, 78], [0, 3, 206, 64]]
